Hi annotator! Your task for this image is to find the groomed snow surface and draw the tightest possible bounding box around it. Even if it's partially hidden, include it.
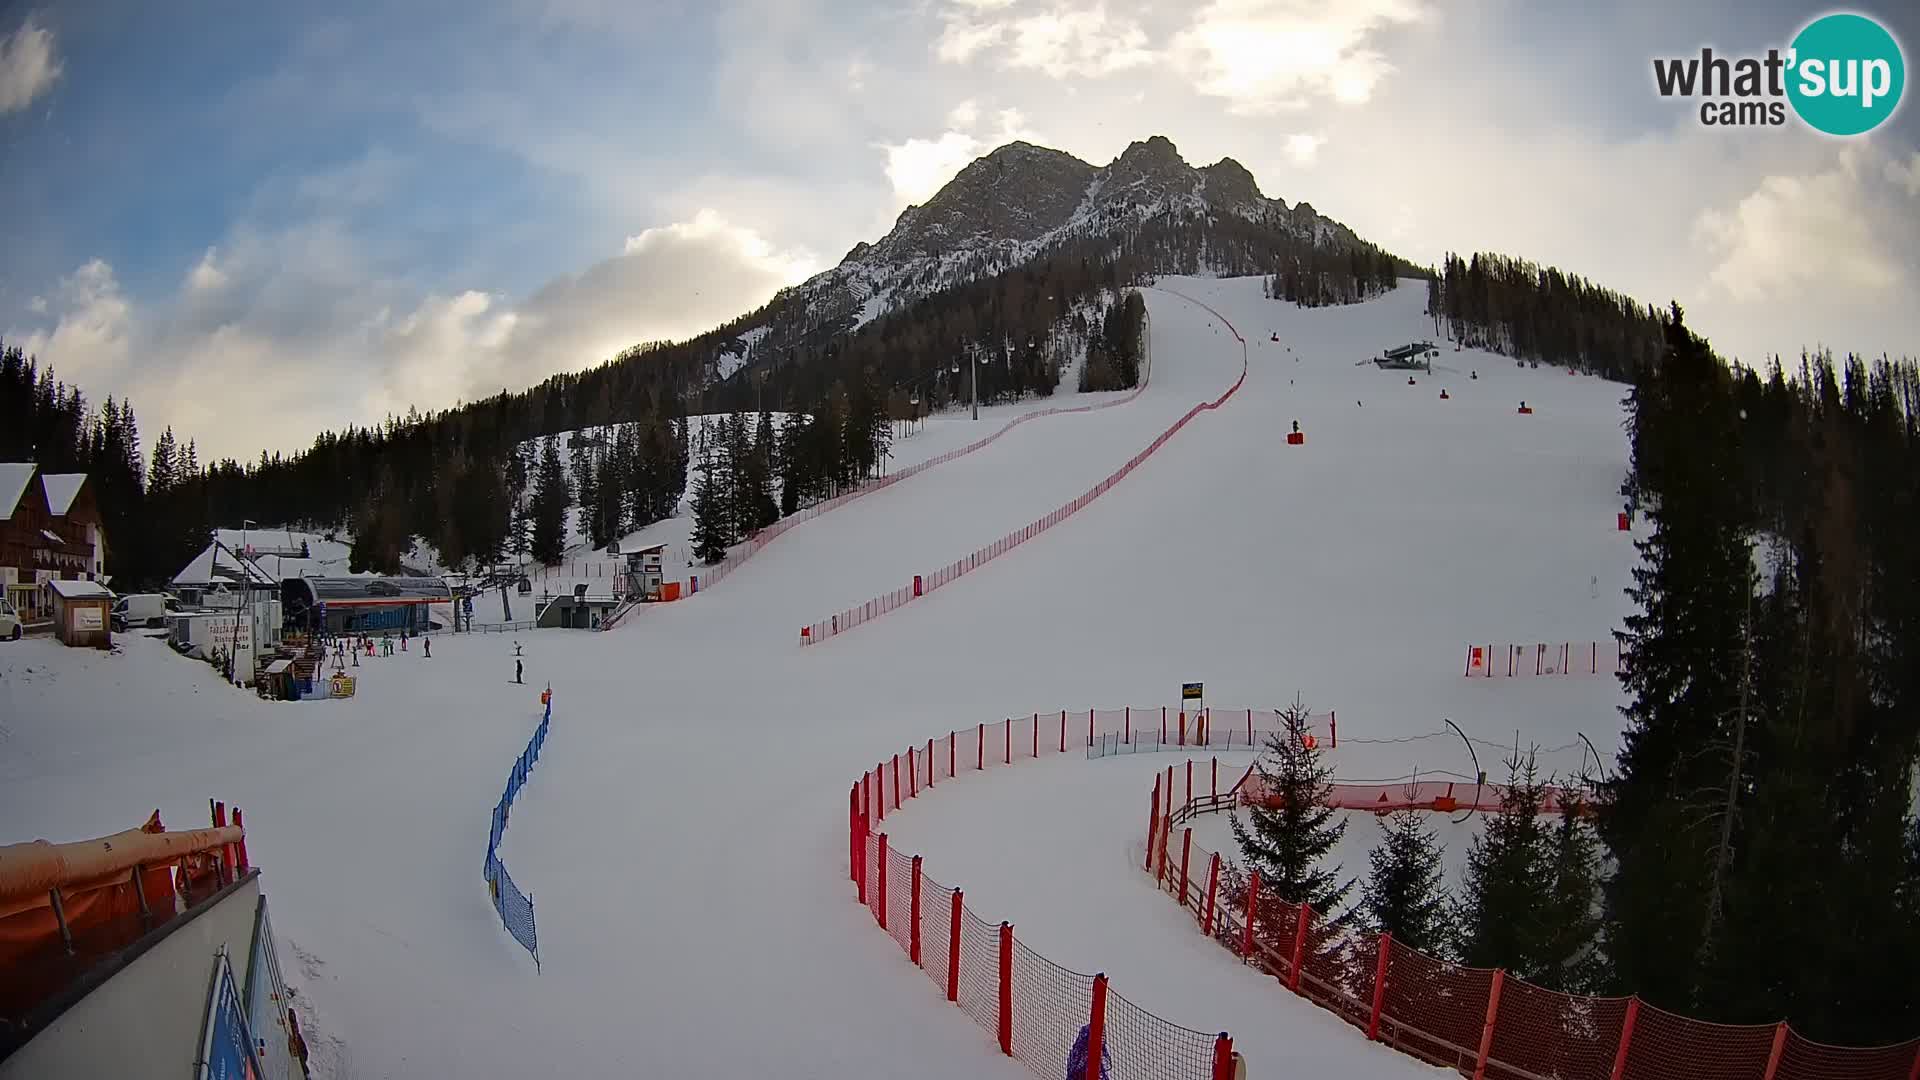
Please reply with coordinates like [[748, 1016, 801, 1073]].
[[0, 276, 1637, 1078]]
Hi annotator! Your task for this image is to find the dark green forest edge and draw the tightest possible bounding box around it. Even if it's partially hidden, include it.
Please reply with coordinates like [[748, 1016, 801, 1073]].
[[1234, 318, 1920, 1047]]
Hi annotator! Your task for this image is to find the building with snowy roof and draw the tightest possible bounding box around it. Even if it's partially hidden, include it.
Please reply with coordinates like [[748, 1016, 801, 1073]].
[[281, 575, 452, 635], [0, 465, 106, 624]]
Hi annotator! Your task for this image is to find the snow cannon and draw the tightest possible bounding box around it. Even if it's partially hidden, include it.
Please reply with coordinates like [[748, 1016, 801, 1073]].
[[1440, 389, 1451, 400], [1270, 332, 1279, 342], [1618, 513, 1631, 531], [1286, 420, 1305, 446], [1518, 401, 1534, 415], [1407, 375, 1417, 386], [1471, 370, 1478, 380]]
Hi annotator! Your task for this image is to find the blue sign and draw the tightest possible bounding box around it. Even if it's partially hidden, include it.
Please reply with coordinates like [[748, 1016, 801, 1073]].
[[199, 950, 263, 1080]]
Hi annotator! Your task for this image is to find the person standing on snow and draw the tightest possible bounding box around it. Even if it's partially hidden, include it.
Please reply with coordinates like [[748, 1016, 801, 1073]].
[[423, 636, 431, 659]]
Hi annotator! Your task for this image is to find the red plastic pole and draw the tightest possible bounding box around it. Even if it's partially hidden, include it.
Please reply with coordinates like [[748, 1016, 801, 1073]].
[[978, 722, 985, 771], [231, 808, 249, 872], [849, 784, 861, 883], [1367, 933, 1392, 1040], [1032, 713, 1039, 758], [1124, 707, 1130, 744], [1212, 757, 1219, 799], [1085, 974, 1108, 1080], [1087, 708, 1094, 747], [892, 754, 901, 809], [1179, 710, 1187, 747], [1211, 1034, 1235, 1080], [1331, 710, 1338, 748], [1145, 780, 1160, 872], [1179, 828, 1193, 906], [910, 855, 923, 966], [1908, 1042, 1920, 1080], [1609, 997, 1640, 1080], [1161, 706, 1167, 744], [949, 732, 955, 778], [1761, 1023, 1788, 1080], [1246, 709, 1253, 746], [876, 764, 886, 822], [998, 922, 1014, 1056], [947, 888, 964, 1002], [1288, 904, 1310, 991], [908, 747, 918, 798], [927, 738, 935, 788], [1472, 969, 1506, 1080], [1241, 873, 1261, 959], [1203, 853, 1221, 935], [1186, 759, 1193, 807], [877, 833, 890, 930], [1158, 812, 1172, 884], [1004, 718, 1011, 764]]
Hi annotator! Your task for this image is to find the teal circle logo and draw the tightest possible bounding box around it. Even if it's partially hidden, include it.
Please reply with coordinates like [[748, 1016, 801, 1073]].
[[1787, 13, 1905, 136]]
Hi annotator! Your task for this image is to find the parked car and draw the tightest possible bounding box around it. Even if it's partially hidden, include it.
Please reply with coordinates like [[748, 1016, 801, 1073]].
[[112, 593, 181, 632], [0, 597, 21, 641]]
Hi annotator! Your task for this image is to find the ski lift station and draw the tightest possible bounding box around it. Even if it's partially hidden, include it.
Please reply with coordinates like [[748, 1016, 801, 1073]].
[[280, 576, 452, 635], [616, 542, 674, 603]]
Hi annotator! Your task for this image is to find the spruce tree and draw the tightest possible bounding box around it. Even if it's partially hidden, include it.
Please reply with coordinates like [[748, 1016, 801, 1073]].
[[529, 436, 570, 565], [1533, 797, 1603, 993], [688, 449, 731, 565], [1231, 702, 1354, 917], [1361, 808, 1451, 955], [1456, 750, 1551, 974]]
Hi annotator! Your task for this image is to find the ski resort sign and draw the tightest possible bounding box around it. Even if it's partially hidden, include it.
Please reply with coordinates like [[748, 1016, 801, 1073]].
[[1652, 12, 1905, 135]]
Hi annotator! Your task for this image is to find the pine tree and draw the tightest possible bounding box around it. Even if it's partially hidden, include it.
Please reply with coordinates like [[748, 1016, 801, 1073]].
[[1231, 702, 1354, 916], [739, 412, 779, 533], [1361, 809, 1451, 955], [1456, 750, 1552, 974], [529, 436, 570, 565], [688, 449, 731, 565], [149, 428, 178, 495], [1533, 798, 1603, 992]]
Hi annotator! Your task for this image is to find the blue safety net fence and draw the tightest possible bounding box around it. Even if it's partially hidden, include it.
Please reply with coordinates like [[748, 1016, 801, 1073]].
[[484, 691, 551, 970]]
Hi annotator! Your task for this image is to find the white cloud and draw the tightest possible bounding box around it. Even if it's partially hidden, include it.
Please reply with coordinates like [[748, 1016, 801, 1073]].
[[847, 56, 872, 92], [936, 2, 1154, 78], [947, 99, 980, 130], [1283, 132, 1325, 165], [1695, 145, 1913, 305], [0, 18, 61, 114], [7, 211, 820, 459], [186, 249, 228, 294], [1887, 152, 1920, 199], [1168, 0, 1424, 114], [877, 108, 1043, 206]]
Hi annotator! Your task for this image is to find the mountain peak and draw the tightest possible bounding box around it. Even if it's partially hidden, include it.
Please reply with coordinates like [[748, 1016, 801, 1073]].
[[1115, 135, 1185, 168]]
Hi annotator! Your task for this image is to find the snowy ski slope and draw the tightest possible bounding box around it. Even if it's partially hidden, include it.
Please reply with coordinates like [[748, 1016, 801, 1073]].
[[0, 276, 1637, 1078]]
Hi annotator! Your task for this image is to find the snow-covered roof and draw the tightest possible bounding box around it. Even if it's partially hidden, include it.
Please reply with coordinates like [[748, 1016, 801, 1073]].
[[47, 578, 111, 600], [213, 527, 308, 554], [40, 473, 86, 515], [0, 463, 35, 518], [172, 542, 278, 588]]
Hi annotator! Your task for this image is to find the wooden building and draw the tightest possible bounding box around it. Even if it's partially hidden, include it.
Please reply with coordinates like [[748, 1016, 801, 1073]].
[[47, 578, 112, 649], [1, 465, 107, 624]]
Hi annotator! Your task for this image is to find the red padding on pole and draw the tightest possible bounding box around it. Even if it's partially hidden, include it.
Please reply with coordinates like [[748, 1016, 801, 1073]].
[[1203, 853, 1221, 935], [1179, 828, 1192, 909], [1212, 1034, 1235, 1080], [1085, 974, 1108, 1080], [1761, 1023, 1788, 1080], [949, 732, 955, 778], [877, 833, 890, 931], [947, 888, 964, 1002], [1473, 969, 1506, 1080], [908, 746, 917, 798], [1059, 709, 1066, 753], [910, 854, 923, 966], [1609, 997, 1640, 1080], [1368, 933, 1392, 1041], [998, 922, 1014, 1057], [1145, 779, 1161, 873]]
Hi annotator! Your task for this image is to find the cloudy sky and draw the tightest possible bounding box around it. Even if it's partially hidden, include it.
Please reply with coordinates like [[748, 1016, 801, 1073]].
[[2, 1, 1916, 460]]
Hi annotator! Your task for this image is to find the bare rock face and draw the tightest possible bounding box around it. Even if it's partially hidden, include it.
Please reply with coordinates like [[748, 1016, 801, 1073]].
[[766, 133, 1368, 354]]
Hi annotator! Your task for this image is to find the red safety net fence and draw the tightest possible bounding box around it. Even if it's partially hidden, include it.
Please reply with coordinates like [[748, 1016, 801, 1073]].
[[849, 710, 1243, 1080], [803, 288, 1249, 647], [1147, 775, 1920, 1080]]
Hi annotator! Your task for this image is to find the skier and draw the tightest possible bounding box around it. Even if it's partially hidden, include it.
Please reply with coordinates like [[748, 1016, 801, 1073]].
[[423, 637, 431, 659], [515, 658, 524, 684], [1066, 1023, 1112, 1080]]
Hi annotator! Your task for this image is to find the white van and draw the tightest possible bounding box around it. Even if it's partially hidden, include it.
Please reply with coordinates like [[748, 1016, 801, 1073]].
[[112, 593, 178, 631], [0, 597, 20, 641]]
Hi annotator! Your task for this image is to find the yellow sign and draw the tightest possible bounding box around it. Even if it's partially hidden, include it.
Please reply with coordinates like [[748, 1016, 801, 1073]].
[[1181, 682, 1203, 700]]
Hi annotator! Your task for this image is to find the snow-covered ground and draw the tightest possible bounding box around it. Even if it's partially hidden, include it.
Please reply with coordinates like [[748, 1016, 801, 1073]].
[[0, 276, 1638, 1078]]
